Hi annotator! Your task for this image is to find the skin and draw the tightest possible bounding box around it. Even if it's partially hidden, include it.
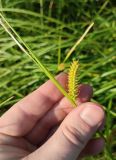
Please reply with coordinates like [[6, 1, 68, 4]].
[[0, 73, 105, 160]]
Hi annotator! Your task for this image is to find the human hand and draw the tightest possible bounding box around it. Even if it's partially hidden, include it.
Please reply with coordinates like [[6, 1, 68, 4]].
[[0, 73, 105, 160]]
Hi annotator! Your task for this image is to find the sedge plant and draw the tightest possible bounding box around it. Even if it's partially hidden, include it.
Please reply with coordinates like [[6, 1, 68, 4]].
[[0, 14, 94, 108], [68, 60, 79, 103], [0, 1, 115, 159], [0, 13, 78, 107]]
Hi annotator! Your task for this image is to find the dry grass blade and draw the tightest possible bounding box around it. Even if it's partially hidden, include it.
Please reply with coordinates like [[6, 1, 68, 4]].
[[63, 22, 94, 63]]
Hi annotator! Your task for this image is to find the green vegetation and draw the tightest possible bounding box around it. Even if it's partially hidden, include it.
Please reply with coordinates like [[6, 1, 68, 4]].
[[0, 0, 115, 159]]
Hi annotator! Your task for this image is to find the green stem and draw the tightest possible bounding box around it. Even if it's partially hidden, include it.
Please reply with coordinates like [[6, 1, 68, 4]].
[[0, 13, 76, 107]]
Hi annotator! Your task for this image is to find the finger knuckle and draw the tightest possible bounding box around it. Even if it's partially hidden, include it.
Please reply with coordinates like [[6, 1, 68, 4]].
[[62, 124, 86, 148]]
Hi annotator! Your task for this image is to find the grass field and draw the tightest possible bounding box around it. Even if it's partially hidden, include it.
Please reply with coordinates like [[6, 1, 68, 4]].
[[0, 0, 116, 159]]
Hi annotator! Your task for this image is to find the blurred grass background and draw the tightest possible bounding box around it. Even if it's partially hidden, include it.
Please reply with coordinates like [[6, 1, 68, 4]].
[[0, 0, 116, 159]]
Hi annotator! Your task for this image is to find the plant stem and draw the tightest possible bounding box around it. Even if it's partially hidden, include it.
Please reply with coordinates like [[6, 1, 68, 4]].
[[0, 13, 76, 107]]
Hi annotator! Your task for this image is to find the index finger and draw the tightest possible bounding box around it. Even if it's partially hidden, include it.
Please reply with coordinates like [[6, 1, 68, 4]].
[[0, 73, 67, 136]]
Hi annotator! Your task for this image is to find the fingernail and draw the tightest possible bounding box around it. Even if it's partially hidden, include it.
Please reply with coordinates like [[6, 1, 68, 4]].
[[80, 105, 104, 127]]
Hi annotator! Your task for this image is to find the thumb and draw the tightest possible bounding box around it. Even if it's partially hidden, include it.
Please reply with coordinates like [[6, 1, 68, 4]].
[[25, 102, 105, 160]]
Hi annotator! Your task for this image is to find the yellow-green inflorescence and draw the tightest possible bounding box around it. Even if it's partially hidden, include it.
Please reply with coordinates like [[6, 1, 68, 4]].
[[68, 60, 79, 105]]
